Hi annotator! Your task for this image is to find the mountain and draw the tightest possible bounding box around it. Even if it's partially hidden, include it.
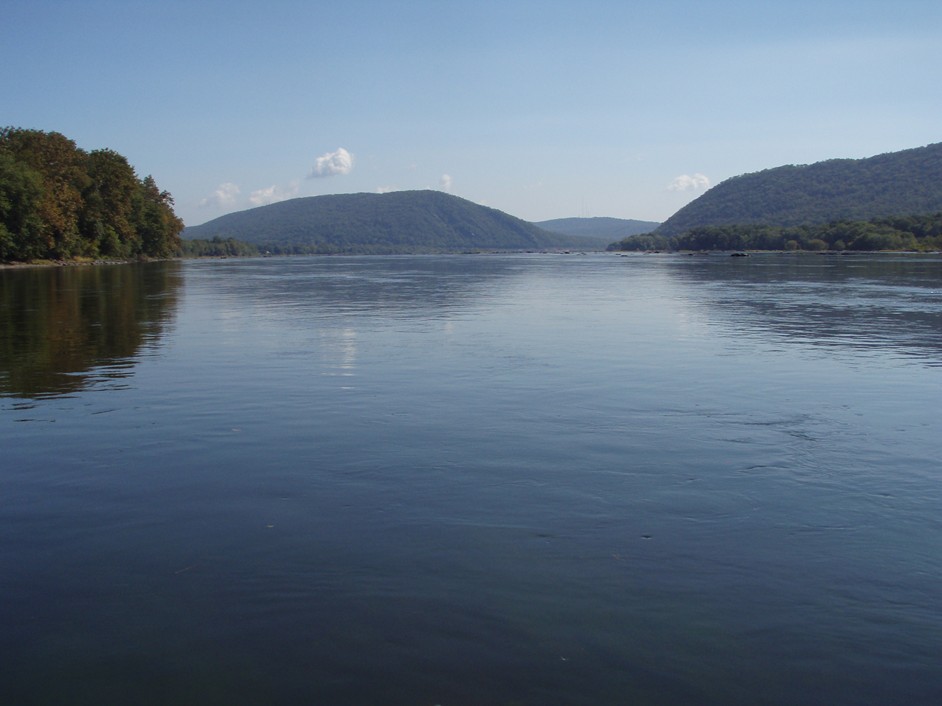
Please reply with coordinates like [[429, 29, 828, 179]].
[[656, 142, 942, 235], [184, 190, 586, 253], [534, 217, 660, 243]]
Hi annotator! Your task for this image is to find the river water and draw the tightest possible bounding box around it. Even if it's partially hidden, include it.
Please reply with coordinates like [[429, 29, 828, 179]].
[[2, 253, 941, 705]]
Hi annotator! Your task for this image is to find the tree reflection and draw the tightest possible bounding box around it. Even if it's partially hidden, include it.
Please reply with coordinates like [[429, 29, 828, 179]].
[[664, 253, 942, 365], [0, 262, 181, 399]]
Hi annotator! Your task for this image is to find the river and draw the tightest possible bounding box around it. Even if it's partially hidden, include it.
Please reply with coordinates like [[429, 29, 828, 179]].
[[2, 253, 940, 705]]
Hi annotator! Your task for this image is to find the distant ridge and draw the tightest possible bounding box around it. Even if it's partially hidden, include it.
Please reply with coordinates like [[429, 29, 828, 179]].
[[184, 190, 585, 253], [535, 217, 660, 242], [656, 142, 942, 235]]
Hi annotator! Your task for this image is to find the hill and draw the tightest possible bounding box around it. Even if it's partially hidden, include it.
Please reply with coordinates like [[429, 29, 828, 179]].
[[184, 191, 585, 254], [534, 217, 660, 245], [656, 142, 942, 236]]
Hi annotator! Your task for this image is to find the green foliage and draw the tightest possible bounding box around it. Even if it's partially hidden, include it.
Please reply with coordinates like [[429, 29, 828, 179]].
[[1, 128, 88, 258], [657, 143, 942, 235], [608, 213, 942, 252], [82, 148, 140, 258], [180, 236, 260, 257], [184, 190, 584, 254], [0, 127, 183, 262], [0, 150, 45, 260], [134, 175, 184, 259]]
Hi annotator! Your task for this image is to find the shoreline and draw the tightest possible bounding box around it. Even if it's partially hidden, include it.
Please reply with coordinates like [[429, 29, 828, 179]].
[[0, 257, 180, 270], [4, 250, 939, 269]]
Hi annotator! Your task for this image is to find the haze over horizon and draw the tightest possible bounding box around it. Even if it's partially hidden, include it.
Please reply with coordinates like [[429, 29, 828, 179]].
[[3, 0, 939, 227]]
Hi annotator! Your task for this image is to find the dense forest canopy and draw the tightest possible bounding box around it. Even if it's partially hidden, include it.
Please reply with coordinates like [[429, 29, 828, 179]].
[[180, 236, 260, 257], [0, 127, 183, 262], [609, 213, 942, 252], [656, 142, 942, 236]]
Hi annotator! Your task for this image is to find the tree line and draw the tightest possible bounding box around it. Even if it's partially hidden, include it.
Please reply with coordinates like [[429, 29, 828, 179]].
[[180, 236, 261, 257], [609, 213, 942, 252], [1, 127, 183, 262]]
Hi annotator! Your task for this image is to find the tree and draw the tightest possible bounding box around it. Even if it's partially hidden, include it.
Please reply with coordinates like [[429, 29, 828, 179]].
[[0, 127, 184, 262], [82, 149, 140, 257], [133, 175, 183, 258], [0, 128, 89, 258], [0, 150, 45, 260]]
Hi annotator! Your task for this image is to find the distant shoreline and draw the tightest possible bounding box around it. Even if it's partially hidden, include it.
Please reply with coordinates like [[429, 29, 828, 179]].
[[4, 250, 939, 270]]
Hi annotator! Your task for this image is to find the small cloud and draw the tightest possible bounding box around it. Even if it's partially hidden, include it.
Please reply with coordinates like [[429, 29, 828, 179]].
[[249, 182, 298, 206], [439, 174, 453, 192], [376, 185, 399, 194], [199, 182, 240, 208], [668, 173, 711, 192], [309, 147, 354, 178]]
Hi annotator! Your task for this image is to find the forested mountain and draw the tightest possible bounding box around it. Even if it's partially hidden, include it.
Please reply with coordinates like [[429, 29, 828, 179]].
[[0, 128, 183, 261], [184, 191, 583, 253], [534, 217, 660, 245], [656, 142, 942, 235]]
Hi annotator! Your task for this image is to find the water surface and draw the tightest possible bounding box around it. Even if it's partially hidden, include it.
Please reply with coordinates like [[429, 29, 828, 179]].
[[2, 254, 941, 705]]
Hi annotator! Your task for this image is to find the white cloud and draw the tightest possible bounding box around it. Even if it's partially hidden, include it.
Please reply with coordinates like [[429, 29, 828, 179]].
[[668, 173, 711, 192], [376, 185, 399, 194], [249, 182, 298, 206], [439, 174, 453, 192], [309, 147, 354, 178], [199, 182, 240, 208]]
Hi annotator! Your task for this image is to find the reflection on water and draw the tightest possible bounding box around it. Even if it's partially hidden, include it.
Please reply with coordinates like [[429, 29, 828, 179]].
[[0, 262, 181, 399], [657, 253, 942, 365], [184, 255, 527, 319], [1, 254, 941, 705], [3, 254, 939, 398], [192, 252, 942, 367]]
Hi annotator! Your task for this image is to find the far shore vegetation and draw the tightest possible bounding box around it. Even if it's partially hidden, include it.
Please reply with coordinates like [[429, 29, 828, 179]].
[[608, 213, 942, 253]]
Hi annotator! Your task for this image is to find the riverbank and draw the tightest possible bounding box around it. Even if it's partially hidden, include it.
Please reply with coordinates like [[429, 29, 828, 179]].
[[0, 257, 179, 269]]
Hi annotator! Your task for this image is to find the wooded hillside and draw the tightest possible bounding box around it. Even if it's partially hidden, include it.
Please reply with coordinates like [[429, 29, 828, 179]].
[[656, 143, 942, 236], [184, 190, 579, 253], [0, 128, 183, 262]]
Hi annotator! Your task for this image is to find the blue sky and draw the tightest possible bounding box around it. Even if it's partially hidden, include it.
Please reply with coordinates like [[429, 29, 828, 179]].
[[3, 0, 940, 227]]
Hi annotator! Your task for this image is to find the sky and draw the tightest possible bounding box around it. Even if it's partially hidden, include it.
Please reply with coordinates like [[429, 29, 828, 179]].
[[2, 0, 940, 227]]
